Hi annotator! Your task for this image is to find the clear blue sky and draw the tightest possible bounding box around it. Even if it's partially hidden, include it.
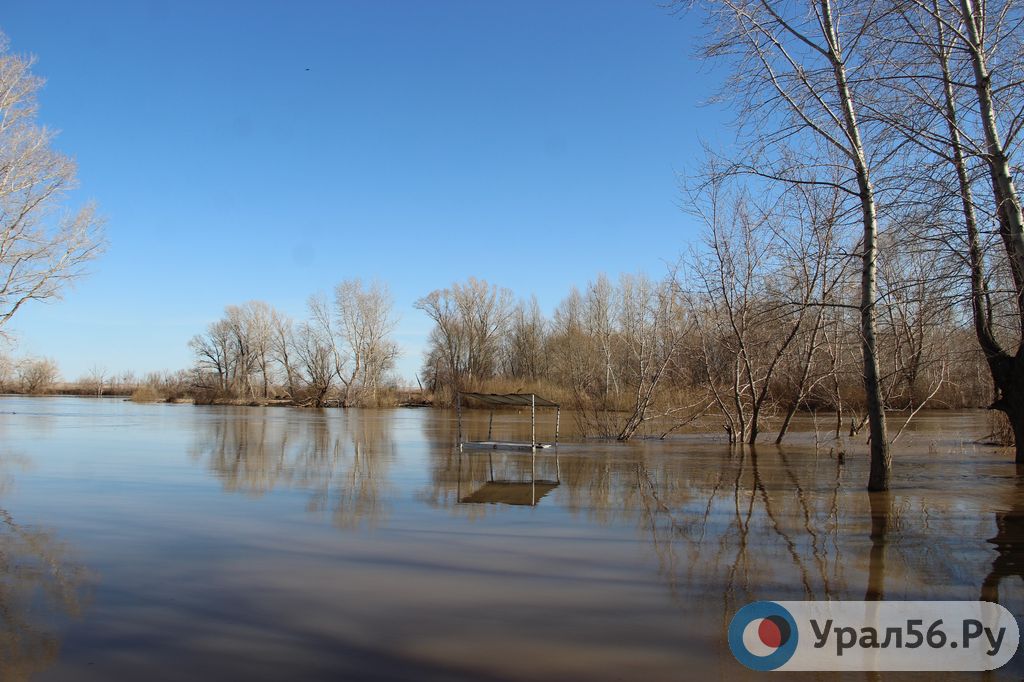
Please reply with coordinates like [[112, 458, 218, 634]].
[[1, 1, 722, 383]]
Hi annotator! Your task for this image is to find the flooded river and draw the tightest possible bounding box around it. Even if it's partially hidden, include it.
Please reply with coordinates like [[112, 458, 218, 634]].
[[0, 397, 1020, 680]]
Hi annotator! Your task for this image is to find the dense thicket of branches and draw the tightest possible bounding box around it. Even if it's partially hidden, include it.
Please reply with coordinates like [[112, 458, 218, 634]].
[[418, 266, 985, 443], [684, 0, 1024, 485]]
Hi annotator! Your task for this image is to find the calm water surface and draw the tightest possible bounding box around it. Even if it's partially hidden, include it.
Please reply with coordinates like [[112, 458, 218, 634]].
[[0, 397, 1020, 680]]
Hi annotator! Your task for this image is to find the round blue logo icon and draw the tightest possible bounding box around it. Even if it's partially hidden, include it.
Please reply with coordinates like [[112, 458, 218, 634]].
[[728, 601, 799, 671]]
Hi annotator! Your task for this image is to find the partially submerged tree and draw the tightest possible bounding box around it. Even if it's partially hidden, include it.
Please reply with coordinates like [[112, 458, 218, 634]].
[[865, 0, 1024, 457], [544, 272, 700, 440], [697, 0, 894, 489], [614, 272, 691, 440], [685, 174, 847, 445]]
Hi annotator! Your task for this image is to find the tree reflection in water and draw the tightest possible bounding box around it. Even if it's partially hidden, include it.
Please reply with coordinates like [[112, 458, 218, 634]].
[[0, 499, 87, 680], [865, 491, 892, 601], [634, 445, 999, 610], [629, 443, 847, 640], [981, 465, 1024, 606], [422, 412, 1003, 626], [196, 406, 1024, 668], [191, 408, 395, 529]]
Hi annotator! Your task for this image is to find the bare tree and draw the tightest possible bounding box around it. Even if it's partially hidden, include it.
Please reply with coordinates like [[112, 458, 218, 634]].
[[545, 272, 699, 440], [868, 0, 1024, 457], [85, 365, 107, 397], [769, 180, 852, 443], [549, 277, 623, 436], [416, 277, 513, 398], [0, 353, 14, 392], [188, 292, 396, 407], [111, 370, 138, 395], [17, 357, 58, 394], [503, 296, 547, 380], [222, 304, 258, 398], [269, 307, 298, 398], [242, 302, 275, 399], [333, 279, 399, 406], [548, 286, 607, 430], [875, 238, 953, 413], [292, 319, 335, 407], [613, 272, 691, 440], [0, 36, 104, 333], [697, 0, 894, 489], [189, 318, 233, 394], [189, 301, 287, 400], [687, 182, 815, 444]]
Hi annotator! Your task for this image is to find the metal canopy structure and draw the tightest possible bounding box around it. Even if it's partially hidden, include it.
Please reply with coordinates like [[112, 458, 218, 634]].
[[458, 392, 560, 408], [456, 392, 561, 450]]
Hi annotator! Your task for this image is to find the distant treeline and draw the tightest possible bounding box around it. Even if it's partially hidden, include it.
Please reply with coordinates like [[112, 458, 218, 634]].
[[177, 249, 989, 444], [185, 280, 401, 408], [414, 267, 987, 443], [0, 355, 189, 400], [0, 254, 993, 445]]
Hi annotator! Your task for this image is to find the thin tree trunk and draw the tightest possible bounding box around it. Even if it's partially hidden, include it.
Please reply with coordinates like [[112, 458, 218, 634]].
[[820, 0, 890, 489], [776, 309, 823, 444]]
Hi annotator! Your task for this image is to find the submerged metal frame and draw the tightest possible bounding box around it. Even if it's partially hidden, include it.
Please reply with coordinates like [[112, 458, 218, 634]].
[[455, 392, 561, 451]]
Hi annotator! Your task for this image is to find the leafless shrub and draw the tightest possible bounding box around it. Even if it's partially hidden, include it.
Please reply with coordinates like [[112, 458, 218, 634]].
[[985, 411, 1015, 447], [17, 357, 58, 394]]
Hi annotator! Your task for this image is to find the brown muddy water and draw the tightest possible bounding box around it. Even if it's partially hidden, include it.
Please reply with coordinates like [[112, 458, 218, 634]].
[[0, 396, 1020, 681]]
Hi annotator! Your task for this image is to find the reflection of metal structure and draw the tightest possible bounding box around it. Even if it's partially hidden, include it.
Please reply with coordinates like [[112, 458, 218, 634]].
[[456, 449, 561, 507], [455, 392, 560, 450]]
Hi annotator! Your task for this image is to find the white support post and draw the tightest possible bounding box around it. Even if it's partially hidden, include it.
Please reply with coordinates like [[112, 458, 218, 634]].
[[531, 394, 536, 449], [456, 392, 463, 451], [457, 448, 462, 501], [531, 448, 536, 506]]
